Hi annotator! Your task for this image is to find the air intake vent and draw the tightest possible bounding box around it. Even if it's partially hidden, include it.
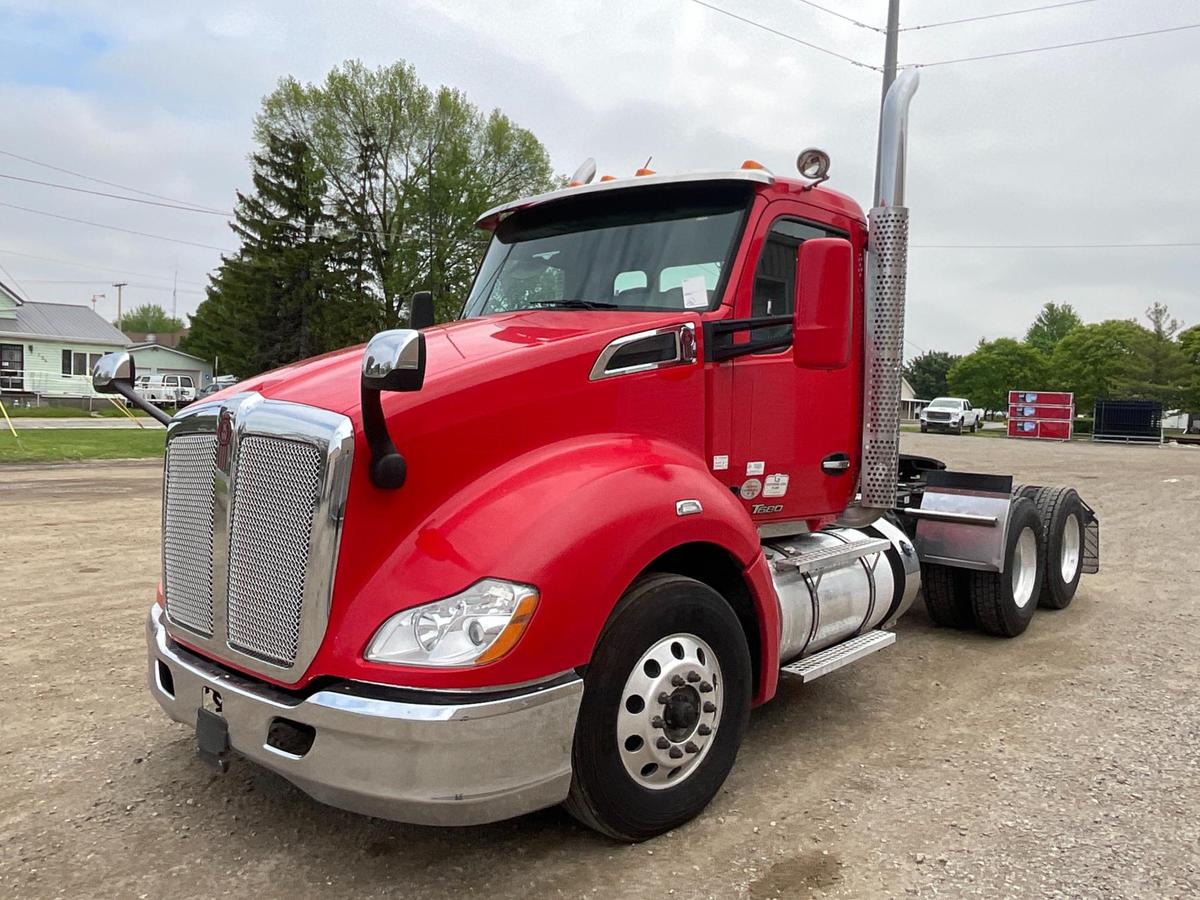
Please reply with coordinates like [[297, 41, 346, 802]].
[[225, 435, 323, 667], [162, 433, 219, 635]]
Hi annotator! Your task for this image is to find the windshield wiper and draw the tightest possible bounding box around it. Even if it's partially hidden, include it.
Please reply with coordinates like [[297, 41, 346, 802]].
[[526, 299, 621, 310]]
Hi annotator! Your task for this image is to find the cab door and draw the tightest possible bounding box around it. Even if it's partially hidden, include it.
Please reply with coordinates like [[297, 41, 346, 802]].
[[725, 205, 863, 525]]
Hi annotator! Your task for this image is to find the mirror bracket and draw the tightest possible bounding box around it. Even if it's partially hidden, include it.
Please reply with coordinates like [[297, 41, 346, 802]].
[[360, 330, 427, 489]]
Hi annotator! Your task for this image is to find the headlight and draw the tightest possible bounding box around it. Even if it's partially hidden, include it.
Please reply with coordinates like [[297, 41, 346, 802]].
[[365, 579, 539, 667]]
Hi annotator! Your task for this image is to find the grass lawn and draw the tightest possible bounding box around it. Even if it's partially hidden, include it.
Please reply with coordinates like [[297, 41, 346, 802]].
[[0, 428, 166, 463]]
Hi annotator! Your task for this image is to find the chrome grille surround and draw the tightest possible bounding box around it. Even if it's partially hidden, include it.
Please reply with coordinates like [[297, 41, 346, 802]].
[[161, 392, 354, 682]]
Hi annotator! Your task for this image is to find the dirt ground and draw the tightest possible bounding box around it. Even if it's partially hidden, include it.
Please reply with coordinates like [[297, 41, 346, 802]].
[[2, 435, 1198, 899]]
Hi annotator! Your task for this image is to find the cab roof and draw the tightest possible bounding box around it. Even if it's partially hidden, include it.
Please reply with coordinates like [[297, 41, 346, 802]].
[[476, 169, 865, 230]]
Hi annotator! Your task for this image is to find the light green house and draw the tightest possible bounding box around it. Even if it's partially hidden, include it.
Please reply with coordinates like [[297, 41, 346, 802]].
[[0, 281, 131, 404], [127, 342, 213, 389]]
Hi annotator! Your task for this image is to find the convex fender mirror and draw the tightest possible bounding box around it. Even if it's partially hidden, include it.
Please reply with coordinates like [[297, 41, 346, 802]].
[[92, 352, 173, 425], [361, 329, 427, 490]]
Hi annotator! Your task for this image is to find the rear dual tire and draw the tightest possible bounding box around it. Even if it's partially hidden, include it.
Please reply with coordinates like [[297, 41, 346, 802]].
[[1016, 485, 1085, 609]]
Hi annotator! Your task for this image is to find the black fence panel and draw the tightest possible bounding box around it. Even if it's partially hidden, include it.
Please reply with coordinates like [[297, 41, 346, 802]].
[[1092, 399, 1162, 443]]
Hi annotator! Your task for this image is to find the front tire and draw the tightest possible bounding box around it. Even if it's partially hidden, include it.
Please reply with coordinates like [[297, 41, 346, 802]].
[[969, 497, 1043, 637], [564, 574, 751, 841]]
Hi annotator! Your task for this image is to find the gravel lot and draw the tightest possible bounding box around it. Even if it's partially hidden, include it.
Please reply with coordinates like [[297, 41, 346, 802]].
[[2, 435, 1198, 899]]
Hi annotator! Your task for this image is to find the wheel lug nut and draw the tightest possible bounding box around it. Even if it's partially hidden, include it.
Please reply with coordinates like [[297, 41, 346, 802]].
[[650, 715, 665, 729], [686, 671, 701, 683], [703, 701, 717, 713], [699, 682, 713, 693], [668, 746, 683, 759], [670, 675, 685, 687], [656, 737, 670, 750], [684, 741, 700, 754], [657, 692, 671, 705], [698, 724, 712, 736]]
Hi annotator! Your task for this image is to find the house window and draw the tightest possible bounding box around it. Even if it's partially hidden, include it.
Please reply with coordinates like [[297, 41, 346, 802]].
[[62, 350, 103, 376], [62, 350, 72, 376]]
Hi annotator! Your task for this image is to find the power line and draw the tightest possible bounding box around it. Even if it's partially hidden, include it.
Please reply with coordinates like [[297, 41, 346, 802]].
[[0, 172, 230, 215], [0, 201, 232, 253], [901, 0, 1100, 32], [17, 277, 205, 295], [0, 247, 209, 286], [910, 22, 1200, 67], [914, 241, 1200, 249], [0, 147, 228, 214], [685, 0, 880, 70], [791, 0, 884, 33], [0, 260, 30, 301]]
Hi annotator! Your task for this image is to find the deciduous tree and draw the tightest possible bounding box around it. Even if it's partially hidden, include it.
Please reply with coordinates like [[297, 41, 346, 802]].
[[902, 350, 960, 400], [947, 338, 1050, 412], [118, 304, 185, 334]]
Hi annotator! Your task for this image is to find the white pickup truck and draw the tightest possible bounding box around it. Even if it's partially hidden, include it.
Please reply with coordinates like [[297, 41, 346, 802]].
[[134, 374, 196, 407], [919, 396, 984, 434]]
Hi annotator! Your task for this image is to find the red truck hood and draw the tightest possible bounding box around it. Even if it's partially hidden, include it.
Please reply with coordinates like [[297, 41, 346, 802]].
[[231, 309, 690, 414]]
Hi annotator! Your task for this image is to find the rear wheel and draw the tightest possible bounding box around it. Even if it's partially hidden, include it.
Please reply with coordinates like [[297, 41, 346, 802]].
[[1026, 486, 1086, 609], [922, 563, 974, 628], [969, 497, 1043, 637], [564, 574, 751, 841]]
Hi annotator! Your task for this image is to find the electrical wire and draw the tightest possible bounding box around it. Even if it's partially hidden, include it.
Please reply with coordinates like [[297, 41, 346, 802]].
[[0, 201, 233, 252], [685, 0, 880, 69], [0, 147, 228, 214], [901, 0, 1100, 32], [0, 261, 30, 301], [914, 241, 1200, 248], [17, 277, 205, 295], [0, 172, 231, 215], [0, 247, 208, 286], [909, 22, 1200, 67], [791, 0, 884, 33]]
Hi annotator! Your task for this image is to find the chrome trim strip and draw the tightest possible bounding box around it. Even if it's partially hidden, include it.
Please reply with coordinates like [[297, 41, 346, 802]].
[[162, 392, 355, 682], [476, 170, 774, 228], [905, 508, 998, 526], [589, 322, 697, 381]]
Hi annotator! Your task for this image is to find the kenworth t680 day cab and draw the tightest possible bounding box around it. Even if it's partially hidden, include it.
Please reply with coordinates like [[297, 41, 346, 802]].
[[94, 70, 1099, 840]]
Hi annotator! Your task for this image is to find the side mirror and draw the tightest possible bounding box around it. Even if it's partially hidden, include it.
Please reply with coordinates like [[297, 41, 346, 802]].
[[410, 291, 435, 329], [92, 351, 135, 393], [362, 329, 426, 392], [360, 329, 427, 490], [793, 237, 854, 369], [91, 351, 173, 425]]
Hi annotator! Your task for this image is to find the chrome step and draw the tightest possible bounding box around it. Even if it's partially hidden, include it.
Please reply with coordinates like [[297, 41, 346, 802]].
[[781, 630, 896, 683], [770, 537, 891, 576]]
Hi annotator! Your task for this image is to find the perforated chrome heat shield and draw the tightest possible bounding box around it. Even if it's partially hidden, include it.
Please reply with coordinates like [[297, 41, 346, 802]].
[[861, 205, 910, 509], [160, 393, 354, 682]]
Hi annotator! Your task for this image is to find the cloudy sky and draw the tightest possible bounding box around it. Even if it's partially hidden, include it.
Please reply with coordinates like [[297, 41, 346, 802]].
[[0, 0, 1195, 355]]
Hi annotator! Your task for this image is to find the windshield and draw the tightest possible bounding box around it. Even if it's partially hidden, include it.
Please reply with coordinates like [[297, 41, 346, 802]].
[[461, 184, 750, 317], [928, 399, 961, 409]]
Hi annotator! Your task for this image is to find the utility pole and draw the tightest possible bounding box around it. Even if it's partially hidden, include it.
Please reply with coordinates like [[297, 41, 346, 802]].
[[875, 0, 902, 204], [112, 282, 127, 331]]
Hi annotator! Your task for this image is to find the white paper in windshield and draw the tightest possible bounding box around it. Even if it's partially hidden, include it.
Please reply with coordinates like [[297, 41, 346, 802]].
[[681, 276, 709, 309]]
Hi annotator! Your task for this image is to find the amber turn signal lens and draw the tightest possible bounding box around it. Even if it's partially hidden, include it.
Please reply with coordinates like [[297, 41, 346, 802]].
[[473, 593, 539, 665]]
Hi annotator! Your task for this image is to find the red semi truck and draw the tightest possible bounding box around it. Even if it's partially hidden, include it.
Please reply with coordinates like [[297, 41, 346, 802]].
[[94, 70, 1098, 840]]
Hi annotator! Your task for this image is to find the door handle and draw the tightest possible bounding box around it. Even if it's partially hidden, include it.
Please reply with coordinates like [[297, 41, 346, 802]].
[[822, 453, 851, 474]]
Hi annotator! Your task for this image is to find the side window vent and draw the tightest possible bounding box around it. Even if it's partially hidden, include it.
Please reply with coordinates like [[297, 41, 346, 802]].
[[590, 324, 696, 381]]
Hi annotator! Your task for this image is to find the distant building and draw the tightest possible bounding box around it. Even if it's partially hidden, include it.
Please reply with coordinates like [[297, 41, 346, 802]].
[[901, 377, 929, 420], [0, 281, 130, 403], [127, 342, 213, 389], [123, 329, 188, 349]]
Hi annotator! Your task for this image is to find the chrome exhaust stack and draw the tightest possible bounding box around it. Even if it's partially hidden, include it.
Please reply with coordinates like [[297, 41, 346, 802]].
[[859, 68, 920, 514]]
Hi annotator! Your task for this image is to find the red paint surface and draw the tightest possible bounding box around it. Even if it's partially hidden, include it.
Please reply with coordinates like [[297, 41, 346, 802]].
[[170, 178, 868, 704]]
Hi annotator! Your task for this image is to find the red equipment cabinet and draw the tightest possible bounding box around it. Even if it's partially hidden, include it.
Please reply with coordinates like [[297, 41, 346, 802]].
[[1007, 390, 1074, 441]]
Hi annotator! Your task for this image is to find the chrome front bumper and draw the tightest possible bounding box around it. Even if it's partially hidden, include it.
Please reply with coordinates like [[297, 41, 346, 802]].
[[146, 605, 583, 826]]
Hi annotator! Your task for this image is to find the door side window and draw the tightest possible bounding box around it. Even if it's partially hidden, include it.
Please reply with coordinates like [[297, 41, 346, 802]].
[[750, 218, 838, 349]]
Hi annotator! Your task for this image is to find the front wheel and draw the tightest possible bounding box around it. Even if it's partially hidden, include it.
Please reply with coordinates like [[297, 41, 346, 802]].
[[564, 574, 751, 841]]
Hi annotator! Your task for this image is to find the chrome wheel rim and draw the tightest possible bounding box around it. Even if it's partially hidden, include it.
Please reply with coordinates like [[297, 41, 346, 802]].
[[1060, 514, 1081, 583], [1011, 526, 1038, 609], [617, 633, 722, 790]]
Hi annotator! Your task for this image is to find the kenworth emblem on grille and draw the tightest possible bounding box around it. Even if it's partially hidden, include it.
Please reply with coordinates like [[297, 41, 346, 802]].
[[215, 408, 233, 469]]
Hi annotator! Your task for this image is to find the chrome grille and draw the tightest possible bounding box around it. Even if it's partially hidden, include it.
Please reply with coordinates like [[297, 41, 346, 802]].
[[159, 394, 353, 681], [226, 436, 323, 667], [162, 433, 218, 635]]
